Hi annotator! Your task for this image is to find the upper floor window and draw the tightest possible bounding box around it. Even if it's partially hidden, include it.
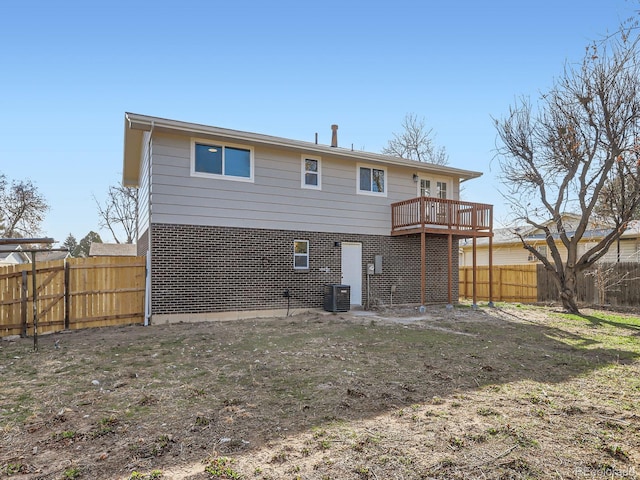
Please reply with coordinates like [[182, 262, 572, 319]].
[[436, 181, 447, 199], [302, 155, 321, 189], [191, 139, 254, 181], [358, 164, 387, 196]]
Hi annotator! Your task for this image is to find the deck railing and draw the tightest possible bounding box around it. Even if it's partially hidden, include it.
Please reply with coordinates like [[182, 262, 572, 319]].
[[391, 197, 493, 235]]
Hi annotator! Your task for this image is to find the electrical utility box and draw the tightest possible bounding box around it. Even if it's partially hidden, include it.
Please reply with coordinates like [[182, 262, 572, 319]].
[[374, 255, 383, 274], [323, 284, 350, 312]]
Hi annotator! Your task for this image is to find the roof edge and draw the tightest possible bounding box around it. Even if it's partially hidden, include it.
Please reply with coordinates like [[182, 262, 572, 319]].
[[123, 112, 483, 186]]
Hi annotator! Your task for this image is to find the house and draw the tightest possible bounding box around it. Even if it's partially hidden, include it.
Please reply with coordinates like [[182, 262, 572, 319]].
[[122, 113, 493, 323], [0, 238, 68, 265], [89, 242, 137, 257], [0, 244, 31, 265], [460, 215, 640, 267]]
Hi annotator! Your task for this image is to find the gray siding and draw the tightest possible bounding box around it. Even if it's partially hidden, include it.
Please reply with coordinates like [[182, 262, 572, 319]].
[[149, 133, 461, 236], [137, 131, 151, 238]]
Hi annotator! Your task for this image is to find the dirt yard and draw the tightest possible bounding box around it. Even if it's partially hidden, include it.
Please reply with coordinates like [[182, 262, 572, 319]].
[[1, 303, 639, 480]]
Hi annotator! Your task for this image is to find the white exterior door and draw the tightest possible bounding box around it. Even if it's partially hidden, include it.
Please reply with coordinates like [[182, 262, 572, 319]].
[[417, 176, 449, 199], [341, 242, 362, 306]]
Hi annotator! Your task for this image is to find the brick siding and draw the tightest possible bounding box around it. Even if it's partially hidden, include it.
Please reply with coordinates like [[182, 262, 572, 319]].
[[149, 223, 458, 315]]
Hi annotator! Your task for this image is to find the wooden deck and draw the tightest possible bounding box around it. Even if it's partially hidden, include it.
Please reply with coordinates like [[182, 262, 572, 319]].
[[391, 196, 493, 237]]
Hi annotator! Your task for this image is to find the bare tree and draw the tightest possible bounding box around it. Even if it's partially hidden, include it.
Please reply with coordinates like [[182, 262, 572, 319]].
[[494, 32, 640, 313], [382, 113, 449, 165], [594, 175, 640, 221], [0, 173, 49, 238], [94, 183, 138, 244]]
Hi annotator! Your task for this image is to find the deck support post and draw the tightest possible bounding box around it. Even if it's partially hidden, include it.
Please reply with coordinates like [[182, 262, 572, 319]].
[[472, 236, 477, 308], [447, 233, 453, 307], [420, 230, 426, 306], [488, 235, 494, 307]]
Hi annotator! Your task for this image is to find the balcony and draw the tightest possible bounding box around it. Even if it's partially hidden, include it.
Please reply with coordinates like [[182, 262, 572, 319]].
[[391, 197, 493, 237]]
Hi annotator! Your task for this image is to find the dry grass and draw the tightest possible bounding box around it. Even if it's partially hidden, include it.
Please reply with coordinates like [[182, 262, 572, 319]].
[[1, 303, 639, 479]]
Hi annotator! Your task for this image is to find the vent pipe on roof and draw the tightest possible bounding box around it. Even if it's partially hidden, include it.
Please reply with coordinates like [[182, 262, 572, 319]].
[[315, 132, 318, 144], [331, 124, 338, 147]]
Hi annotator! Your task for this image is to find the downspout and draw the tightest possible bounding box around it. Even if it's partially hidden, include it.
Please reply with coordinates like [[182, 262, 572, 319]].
[[144, 121, 154, 326]]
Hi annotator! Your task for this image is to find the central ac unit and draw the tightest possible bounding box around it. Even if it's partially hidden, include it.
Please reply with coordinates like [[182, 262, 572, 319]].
[[323, 284, 350, 312]]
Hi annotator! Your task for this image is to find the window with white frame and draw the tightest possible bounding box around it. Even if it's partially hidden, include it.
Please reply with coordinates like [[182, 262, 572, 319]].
[[191, 139, 253, 181], [419, 178, 449, 199], [293, 240, 309, 269], [302, 156, 321, 189], [420, 179, 431, 197], [358, 164, 387, 196]]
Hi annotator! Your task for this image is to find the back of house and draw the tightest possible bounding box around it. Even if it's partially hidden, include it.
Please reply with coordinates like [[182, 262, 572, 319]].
[[123, 113, 490, 323]]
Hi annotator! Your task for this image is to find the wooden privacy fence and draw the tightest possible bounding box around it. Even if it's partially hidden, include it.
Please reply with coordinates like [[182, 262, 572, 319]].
[[0, 256, 146, 338], [459, 264, 538, 303], [460, 262, 640, 306], [537, 262, 640, 306]]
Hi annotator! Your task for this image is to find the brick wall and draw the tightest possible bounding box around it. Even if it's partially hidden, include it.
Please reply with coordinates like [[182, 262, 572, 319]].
[[149, 223, 458, 315]]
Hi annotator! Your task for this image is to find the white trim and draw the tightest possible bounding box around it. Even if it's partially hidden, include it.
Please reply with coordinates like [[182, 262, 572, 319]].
[[301, 154, 322, 190], [190, 137, 255, 182], [356, 163, 388, 197], [293, 239, 309, 270]]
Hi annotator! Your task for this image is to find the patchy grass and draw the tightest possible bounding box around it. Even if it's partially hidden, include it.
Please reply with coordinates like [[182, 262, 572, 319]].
[[0, 304, 639, 479]]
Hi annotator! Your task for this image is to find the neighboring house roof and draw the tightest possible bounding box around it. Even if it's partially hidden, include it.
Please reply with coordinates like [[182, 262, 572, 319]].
[[0, 244, 31, 264], [122, 112, 483, 188], [0, 244, 71, 264], [461, 219, 640, 248], [89, 242, 137, 257], [35, 250, 70, 262]]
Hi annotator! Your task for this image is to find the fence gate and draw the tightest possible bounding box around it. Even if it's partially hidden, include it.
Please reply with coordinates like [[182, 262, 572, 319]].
[[67, 256, 145, 330], [0, 260, 66, 337]]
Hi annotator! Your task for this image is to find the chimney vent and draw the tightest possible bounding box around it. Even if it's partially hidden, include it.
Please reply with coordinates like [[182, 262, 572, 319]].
[[331, 124, 338, 147]]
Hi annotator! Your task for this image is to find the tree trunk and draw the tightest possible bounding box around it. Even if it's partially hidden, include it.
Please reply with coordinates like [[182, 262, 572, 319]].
[[559, 268, 580, 314]]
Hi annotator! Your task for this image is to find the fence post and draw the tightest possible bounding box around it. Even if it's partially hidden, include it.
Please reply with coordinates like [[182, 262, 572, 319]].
[[21, 270, 28, 337], [64, 260, 70, 330], [464, 267, 469, 298]]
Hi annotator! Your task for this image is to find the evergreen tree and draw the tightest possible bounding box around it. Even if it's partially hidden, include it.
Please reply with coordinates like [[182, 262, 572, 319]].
[[63, 233, 78, 257], [75, 231, 102, 257]]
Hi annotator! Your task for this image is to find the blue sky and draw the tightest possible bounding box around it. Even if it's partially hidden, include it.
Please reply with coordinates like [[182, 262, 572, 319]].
[[0, 0, 635, 244]]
